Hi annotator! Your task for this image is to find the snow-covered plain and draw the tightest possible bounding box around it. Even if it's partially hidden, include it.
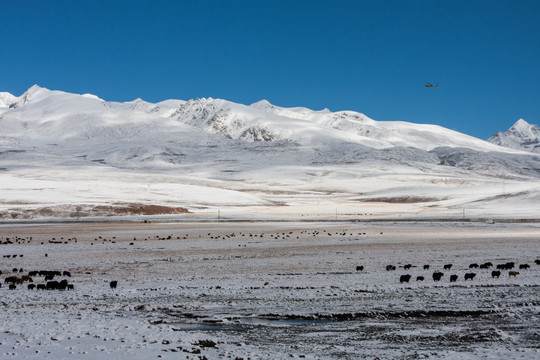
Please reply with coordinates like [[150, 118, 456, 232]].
[[0, 222, 539, 359]]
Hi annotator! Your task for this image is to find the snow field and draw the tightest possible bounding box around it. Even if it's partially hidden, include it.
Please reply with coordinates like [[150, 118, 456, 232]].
[[0, 222, 539, 359]]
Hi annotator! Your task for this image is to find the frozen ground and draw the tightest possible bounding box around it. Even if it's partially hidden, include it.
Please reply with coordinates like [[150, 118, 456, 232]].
[[0, 221, 539, 359]]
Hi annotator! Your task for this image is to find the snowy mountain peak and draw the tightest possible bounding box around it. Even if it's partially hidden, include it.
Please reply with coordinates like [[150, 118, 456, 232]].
[[250, 99, 274, 110], [250, 99, 331, 115], [0, 91, 16, 108], [123, 98, 158, 112], [488, 119, 540, 153], [128, 97, 146, 103], [9, 84, 53, 108], [22, 84, 52, 99], [511, 119, 534, 133], [27, 83, 45, 93], [81, 93, 103, 101]]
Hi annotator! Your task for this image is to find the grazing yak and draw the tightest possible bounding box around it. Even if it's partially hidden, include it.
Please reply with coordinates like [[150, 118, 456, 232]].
[[450, 275, 458, 282], [4, 276, 23, 285], [46, 281, 60, 290], [4, 276, 17, 284], [110, 280, 118, 289], [464, 273, 476, 280], [416, 276, 424, 282], [399, 274, 412, 283], [491, 270, 501, 278], [497, 262, 515, 270], [403, 264, 412, 270], [535, 259, 540, 265], [509, 271, 519, 277], [58, 279, 69, 290], [355, 266, 364, 271], [519, 264, 530, 270], [386, 265, 396, 271], [432, 272, 444, 281], [443, 264, 453, 270], [469, 263, 479, 269], [423, 265, 430, 270]]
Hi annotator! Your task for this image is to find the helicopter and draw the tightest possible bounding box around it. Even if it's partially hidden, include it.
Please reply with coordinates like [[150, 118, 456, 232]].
[[425, 83, 439, 88]]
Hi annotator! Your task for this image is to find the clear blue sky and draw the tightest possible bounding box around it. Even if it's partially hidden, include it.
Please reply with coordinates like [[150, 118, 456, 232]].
[[1, 0, 539, 139]]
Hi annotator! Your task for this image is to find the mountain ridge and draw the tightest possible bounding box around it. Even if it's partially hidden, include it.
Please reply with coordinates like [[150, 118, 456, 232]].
[[2, 85, 536, 152]]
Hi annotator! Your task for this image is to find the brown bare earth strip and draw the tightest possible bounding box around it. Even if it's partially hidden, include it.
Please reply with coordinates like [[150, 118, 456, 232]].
[[0, 203, 189, 219], [357, 196, 445, 203]]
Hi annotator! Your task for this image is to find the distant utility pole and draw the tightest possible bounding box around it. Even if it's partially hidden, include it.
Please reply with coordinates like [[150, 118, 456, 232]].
[[218, 209, 221, 220]]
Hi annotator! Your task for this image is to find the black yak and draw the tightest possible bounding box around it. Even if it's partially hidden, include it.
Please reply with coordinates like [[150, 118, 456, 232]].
[[464, 273, 476, 280], [46, 281, 60, 290], [399, 274, 412, 283], [432, 272, 444, 281]]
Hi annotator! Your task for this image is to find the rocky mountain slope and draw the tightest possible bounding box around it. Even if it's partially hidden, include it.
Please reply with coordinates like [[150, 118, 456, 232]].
[[488, 119, 540, 154]]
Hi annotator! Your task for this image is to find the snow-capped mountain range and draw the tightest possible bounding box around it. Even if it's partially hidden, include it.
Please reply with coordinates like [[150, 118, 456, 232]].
[[1, 85, 539, 220]]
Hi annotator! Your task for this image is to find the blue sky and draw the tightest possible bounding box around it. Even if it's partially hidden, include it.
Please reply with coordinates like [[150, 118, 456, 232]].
[[1, 0, 538, 139]]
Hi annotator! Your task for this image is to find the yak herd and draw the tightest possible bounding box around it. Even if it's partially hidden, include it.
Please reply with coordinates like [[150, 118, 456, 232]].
[[1, 261, 119, 291], [1, 229, 539, 291], [2, 268, 75, 291], [358, 259, 540, 283], [1, 267, 120, 291], [0, 233, 125, 292]]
